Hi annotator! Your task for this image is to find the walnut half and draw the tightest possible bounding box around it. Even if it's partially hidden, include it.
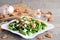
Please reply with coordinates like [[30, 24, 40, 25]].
[[1, 34, 8, 39], [38, 36, 45, 40], [45, 33, 53, 38]]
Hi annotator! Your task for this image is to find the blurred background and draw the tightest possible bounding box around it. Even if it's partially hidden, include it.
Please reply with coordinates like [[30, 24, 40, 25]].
[[0, 0, 60, 9]]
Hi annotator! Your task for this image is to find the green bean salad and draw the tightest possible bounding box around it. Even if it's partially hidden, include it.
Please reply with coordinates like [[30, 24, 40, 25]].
[[9, 16, 47, 36]]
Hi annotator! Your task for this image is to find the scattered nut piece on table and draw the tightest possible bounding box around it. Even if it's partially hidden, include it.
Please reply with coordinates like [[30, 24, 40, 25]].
[[1, 34, 8, 39], [0, 14, 5, 19], [47, 11, 52, 15], [48, 17, 54, 22], [45, 33, 53, 38], [0, 26, 2, 32], [40, 9, 46, 14], [43, 13, 51, 18], [37, 36, 45, 40]]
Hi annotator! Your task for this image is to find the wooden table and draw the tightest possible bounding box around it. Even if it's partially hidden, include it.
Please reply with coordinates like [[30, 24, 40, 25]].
[[0, 0, 60, 40]]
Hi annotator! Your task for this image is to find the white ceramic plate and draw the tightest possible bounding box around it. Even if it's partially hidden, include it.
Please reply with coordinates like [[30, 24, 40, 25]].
[[1, 20, 54, 39]]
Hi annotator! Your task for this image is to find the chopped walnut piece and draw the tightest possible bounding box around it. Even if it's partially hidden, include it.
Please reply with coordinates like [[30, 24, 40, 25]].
[[38, 36, 45, 40], [8, 14, 14, 17], [13, 4, 34, 16], [16, 17, 21, 20], [23, 9, 29, 13], [19, 22, 25, 27], [30, 23, 35, 28], [1, 34, 8, 39], [0, 26, 2, 32], [45, 33, 53, 38], [14, 9, 19, 12], [19, 24, 23, 27], [13, 4, 36, 17], [43, 13, 51, 18], [37, 13, 40, 16], [36, 12, 41, 18], [40, 9, 46, 14], [48, 17, 54, 22], [43, 13, 47, 17], [26, 16, 31, 21], [35, 19, 39, 22], [47, 11, 52, 15], [21, 22, 25, 25], [0, 14, 5, 19], [26, 17, 30, 21]]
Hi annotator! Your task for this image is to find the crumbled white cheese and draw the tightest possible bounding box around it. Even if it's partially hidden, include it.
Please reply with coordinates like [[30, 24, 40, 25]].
[[25, 21, 30, 24], [22, 26, 25, 28], [30, 29, 32, 31], [16, 20, 19, 23], [17, 25, 19, 26], [24, 24, 27, 27], [23, 29, 27, 32], [21, 19, 24, 21]]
